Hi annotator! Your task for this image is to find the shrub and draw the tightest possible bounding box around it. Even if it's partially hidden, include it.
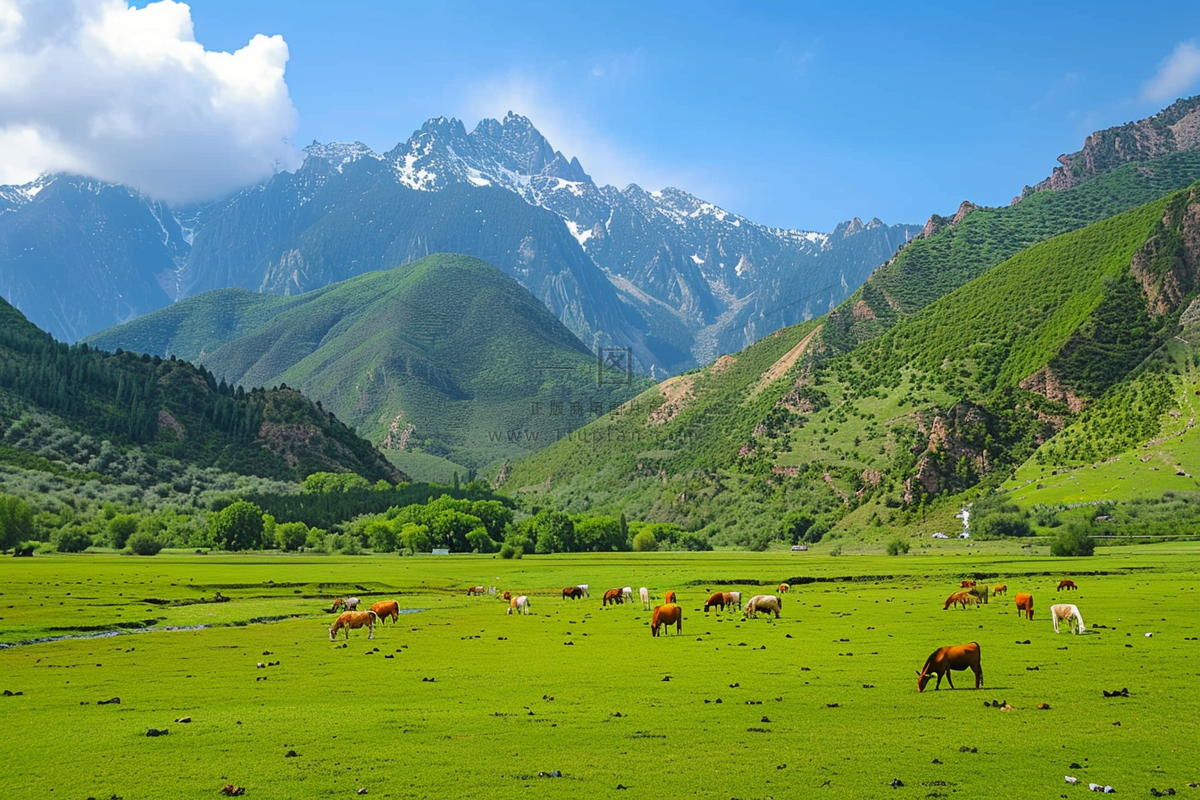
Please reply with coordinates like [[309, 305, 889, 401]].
[[1051, 524, 1096, 556], [275, 522, 309, 552], [886, 537, 911, 556], [631, 530, 658, 552], [126, 531, 164, 556], [0, 494, 35, 550], [499, 542, 517, 559], [209, 500, 266, 551], [52, 528, 94, 553], [975, 513, 1034, 539], [107, 514, 139, 549]]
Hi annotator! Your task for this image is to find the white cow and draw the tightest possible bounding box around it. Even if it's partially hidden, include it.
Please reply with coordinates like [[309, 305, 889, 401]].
[[743, 594, 781, 619], [577, 584, 590, 598], [727, 591, 742, 610], [1051, 603, 1086, 634], [508, 595, 530, 615], [639, 587, 650, 610], [621, 587, 634, 604]]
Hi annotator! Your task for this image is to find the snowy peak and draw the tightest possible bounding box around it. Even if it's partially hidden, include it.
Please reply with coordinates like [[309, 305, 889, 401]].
[[0, 174, 54, 214], [302, 141, 384, 173]]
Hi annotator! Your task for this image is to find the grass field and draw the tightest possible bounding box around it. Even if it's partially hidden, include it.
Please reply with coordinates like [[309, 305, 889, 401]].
[[2, 547, 1198, 799]]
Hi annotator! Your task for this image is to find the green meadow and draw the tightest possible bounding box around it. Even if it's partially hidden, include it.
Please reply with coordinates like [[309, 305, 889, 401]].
[[2, 547, 1198, 799]]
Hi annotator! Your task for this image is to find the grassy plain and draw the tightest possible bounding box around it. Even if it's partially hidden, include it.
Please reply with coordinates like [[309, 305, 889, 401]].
[[2, 547, 1198, 799]]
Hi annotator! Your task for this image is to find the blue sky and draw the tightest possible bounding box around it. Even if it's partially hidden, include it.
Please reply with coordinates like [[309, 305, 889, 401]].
[[25, 1, 1200, 230]]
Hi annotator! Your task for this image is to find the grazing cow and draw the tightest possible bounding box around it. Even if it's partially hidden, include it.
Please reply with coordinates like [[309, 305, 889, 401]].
[[370, 600, 400, 624], [703, 592, 727, 612], [578, 585, 590, 598], [651, 603, 683, 637], [664, 590, 677, 604], [778, 583, 790, 594], [726, 591, 741, 610], [1051, 603, 1086, 634], [744, 595, 782, 619], [603, 588, 624, 606], [961, 579, 976, 588], [621, 587, 634, 603], [916, 642, 982, 692], [467, 586, 486, 596], [508, 595, 530, 615], [330, 597, 360, 613], [329, 610, 377, 641], [639, 587, 651, 609], [562, 586, 583, 600], [992, 584, 1007, 597], [967, 585, 989, 605], [1057, 579, 1078, 592], [943, 590, 975, 610], [1014, 593, 1035, 620]]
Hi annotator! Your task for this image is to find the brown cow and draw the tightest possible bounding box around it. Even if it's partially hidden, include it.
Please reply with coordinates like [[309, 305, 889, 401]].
[[703, 592, 727, 612], [1057, 579, 1077, 592], [466, 586, 486, 596], [651, 603, 682, 637], [992, 584, 1007, 596], [943, 590, 975, 610], [1014, 592, 1034, 619], [916, 642, 982, 692], [778, 583, 790, 594], [370, 600, 400, 624], [602, 588, 624, 606], [502, 591, 511, 601], [960, 579, 976, 588], [329, 610, 378, 641], [664, 590, 677, 604], [562, 586, 583, 600]]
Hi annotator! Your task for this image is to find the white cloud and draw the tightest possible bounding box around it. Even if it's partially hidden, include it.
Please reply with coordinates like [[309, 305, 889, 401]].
[[0, 0, 300, 203], [1141, 40, 1200, 104]]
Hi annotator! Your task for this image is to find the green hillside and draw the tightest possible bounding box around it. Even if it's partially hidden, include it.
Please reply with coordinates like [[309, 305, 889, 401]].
[[504, 184, 1200, 546], [89, 254, 645, 478], [822, 148, 1200, 353], [0, 297, 402, 485]]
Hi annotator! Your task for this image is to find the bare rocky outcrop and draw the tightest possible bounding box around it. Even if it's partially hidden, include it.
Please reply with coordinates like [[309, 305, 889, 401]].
[[1020, 367, 1085, 413], [1017, 96, 1200, 201], [1130, 187, 1200, 316], [913, 200, 980, 241]]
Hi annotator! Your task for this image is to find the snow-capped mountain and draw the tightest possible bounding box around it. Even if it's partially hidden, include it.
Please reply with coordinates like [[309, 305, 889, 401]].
[[0, 113, 918, 373]]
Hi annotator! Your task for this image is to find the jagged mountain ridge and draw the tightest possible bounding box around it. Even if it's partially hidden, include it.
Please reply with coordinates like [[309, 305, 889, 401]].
[[0, 112, 916, 374]]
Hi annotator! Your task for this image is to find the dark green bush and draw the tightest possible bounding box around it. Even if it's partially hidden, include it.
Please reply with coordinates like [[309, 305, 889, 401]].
[[52, 528, 94, 553], [126, 531, 164, 555], [1050, 524, 1096, 556], [886, 537, 911, 555]]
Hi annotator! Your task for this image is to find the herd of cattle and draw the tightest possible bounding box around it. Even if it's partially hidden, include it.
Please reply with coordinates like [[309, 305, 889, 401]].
[[327, 577, 1090, 691]]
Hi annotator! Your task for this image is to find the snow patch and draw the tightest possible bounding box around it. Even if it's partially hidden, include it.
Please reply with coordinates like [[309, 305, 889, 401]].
[[564, 219, 593, 248]]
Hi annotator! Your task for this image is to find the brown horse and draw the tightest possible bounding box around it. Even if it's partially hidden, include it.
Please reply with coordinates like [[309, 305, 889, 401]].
[[562, 586, 583, 600], [664, 590, 677, 604], [502, 591, 511, 601], [943, 590, 975, 610], [778, 583, 790, 594], [1014, 592, 1035, 619], [992, 584, 1007, 596], [602, 588, 624, 606], [329, 610, 377, 641], [330, 597, 359, 612], [917, 642, 982, 692], [466, 586, 486, 596], [651, 603, 683, 637], [1057, 579, 1077, 592], [960, 579, 976, 588], [370, 600, 400, 624], [703, 591, 727, 612]]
